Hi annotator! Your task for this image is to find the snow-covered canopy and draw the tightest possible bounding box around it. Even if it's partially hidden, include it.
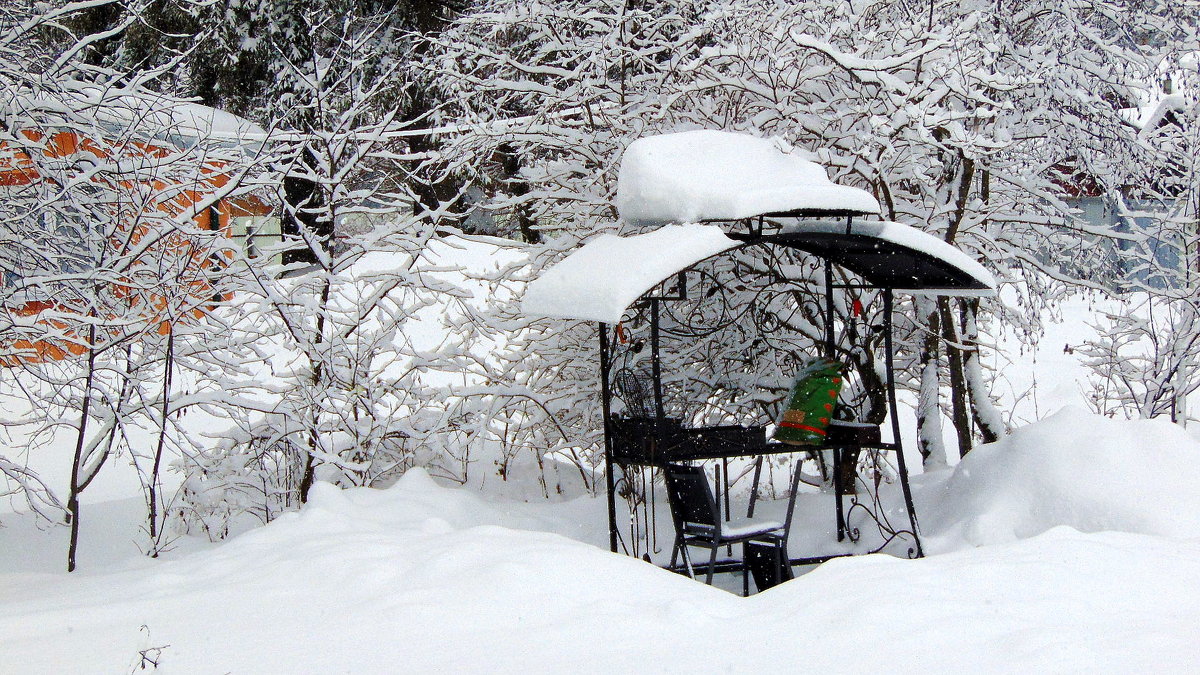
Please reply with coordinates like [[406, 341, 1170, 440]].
[[776, 220, 996, 295], [616, 130, 881, 225], [525, 130, 991, 324], [522, 220, 995, 324], [522, 224, 738, 324]]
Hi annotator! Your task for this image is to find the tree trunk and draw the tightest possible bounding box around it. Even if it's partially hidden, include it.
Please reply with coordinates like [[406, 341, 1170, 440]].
[[281, 172, 330, 266], [298, 277, 332, 504], [67, 324, 98, 572], [66, 491, 81, 573], [405, 87, 464, 228], [931, 151, 978, 459], [497, 143, 541, 244], [916, 299, 947, 468], [148, 328, 174, 554], [940, 297, 972, 458], [962, 298, 1005, 443]]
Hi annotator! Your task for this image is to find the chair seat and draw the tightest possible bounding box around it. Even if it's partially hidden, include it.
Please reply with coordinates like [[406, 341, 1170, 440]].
[[688, 517, 785, 540]]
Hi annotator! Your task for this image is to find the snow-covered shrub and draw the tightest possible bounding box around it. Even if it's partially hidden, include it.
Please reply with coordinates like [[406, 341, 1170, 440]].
[[1081, 296, 1200, 422], [174, 425, 307, 539]]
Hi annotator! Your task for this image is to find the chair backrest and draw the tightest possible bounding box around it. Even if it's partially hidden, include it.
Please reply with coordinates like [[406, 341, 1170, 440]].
[[663, 464, 720, 532], [745, 541, 794, 591]]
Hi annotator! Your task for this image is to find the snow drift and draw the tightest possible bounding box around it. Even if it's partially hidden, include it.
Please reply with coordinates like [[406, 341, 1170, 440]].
[[926, 406, 1200, 546], [3, 464, 1200, 672]]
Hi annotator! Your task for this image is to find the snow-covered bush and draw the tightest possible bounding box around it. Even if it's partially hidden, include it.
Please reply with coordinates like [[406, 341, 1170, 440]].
[[1081, 296, 1200, 421], [4, 0, 1199, 572], [0, 3, 263, 567]]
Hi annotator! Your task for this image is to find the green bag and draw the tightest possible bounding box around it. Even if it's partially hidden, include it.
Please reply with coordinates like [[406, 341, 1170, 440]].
[[773, 358, 845, 446]]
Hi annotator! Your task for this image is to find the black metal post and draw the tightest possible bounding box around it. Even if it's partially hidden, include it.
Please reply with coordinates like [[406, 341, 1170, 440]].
[[835, 447, 847, 542], [823, 261, 835, 358], [824, 260, 844, 542], [599, 322, 619, 553], [883, 290, 924, 557], [747, 456, 763, 518], [721, 458, 732, 556], [650, 298, 665, 420], [722, 458, 731, 522]]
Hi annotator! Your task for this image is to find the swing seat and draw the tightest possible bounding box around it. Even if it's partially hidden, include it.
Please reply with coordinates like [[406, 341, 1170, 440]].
[[609, 415, 685, 463], [609, 417, 767, 464], [827, 419, 881, 445]]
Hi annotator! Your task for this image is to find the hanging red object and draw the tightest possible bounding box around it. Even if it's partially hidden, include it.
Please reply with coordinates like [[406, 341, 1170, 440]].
[[852, 298, 864, 318]]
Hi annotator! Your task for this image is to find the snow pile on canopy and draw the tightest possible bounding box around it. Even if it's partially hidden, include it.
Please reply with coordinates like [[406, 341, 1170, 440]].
[[926, 406, 1200, 546], [616, 130, 880, 225], [3, 467, 1200, 671], [522, 224, 737, 323]]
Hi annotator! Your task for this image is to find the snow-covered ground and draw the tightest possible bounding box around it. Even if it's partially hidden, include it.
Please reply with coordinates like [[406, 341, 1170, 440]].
[[2, 417, 1199, 673], [2, 253, 1198, 671]]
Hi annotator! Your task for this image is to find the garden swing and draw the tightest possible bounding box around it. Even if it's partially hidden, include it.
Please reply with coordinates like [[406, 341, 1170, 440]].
[[522, 131, 996, 591]]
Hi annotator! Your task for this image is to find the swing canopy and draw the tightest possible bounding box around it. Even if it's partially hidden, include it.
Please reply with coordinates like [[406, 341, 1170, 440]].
[[523, 220, 995, 324], [519, 130, 999, 574], [523, 131, 995, 325]]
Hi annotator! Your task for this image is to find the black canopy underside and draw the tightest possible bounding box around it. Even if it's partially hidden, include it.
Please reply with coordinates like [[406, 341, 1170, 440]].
[[730, 230, 992, 292]]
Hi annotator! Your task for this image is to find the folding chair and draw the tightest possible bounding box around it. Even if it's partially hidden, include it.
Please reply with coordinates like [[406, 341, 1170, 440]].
[[663, 463, 787, 588]]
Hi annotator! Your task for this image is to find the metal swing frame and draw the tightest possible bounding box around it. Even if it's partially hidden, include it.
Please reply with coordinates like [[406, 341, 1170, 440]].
[[594, 214, 993, 581]]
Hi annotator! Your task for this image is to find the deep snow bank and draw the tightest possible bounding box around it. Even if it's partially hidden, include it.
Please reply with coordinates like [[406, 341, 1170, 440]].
[[2, 468, 1199, 672], [926, 406, 1200, 546]]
